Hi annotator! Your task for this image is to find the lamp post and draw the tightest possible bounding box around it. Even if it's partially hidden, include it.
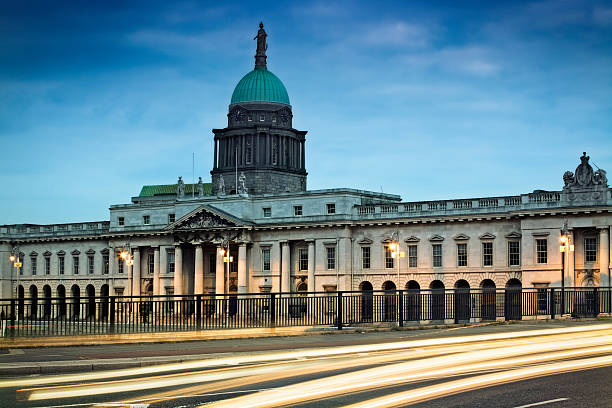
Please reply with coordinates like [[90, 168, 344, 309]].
[[119, 245, 134, 296], [9, 246, 22, 312], [388, 231, 405, 287], [218, 240, 233, 314], [559, 222, 574, 314]]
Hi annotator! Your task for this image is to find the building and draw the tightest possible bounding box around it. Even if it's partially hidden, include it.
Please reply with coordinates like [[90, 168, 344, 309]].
[[1, 24, 611, 307]]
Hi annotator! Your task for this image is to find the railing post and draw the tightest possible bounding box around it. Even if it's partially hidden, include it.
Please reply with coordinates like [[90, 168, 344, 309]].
[[398, 290, 403, 327], [269, 293, 276, 328], [561, 286, 565, 315], [593, 287, 599, 317], [550, 288, 556, 319], [196, 294, 202, 330], [337, 291, 343, 330], [109, 296, 115, 334], [10, 299, 15, 338]]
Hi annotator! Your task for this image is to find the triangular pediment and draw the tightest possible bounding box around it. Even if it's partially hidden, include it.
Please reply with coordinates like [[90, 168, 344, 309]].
[[505, 231, 522, 239], [57, 250, 66, 256], [479, 233, 496, 240], [358, 238, 373, 245], [166, 205, 250, 231], [29, 251, 38, 257], [404, 236, 420, 243], [429, 234, 445, 242], [453, 233, 470, 241], [43, 250, 52, 257]]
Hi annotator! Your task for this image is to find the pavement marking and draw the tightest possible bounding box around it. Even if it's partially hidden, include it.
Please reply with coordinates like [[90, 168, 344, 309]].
[[514, 398, 570, 408], [6, 348, 25, 356]]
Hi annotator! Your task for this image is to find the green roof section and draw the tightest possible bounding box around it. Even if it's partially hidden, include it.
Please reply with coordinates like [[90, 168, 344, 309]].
[[139, 183, 212, 197], [230, 67, 290, 105]]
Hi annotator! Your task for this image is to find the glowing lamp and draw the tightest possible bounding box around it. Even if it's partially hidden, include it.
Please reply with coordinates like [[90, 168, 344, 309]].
[[9, 255, 15, 262]]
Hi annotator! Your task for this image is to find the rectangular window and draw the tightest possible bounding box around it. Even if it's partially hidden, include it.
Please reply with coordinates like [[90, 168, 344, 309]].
[[482, 242, 493, 266], [326, 203, 336, 214], [299, 248, 308, 271], [168, 214, 175, 223], [73, 256, 79, 274], [433, 244, 442, 267], [584, 237, 597, 263], [294, 205, 303, 216], [508, 241, 520, 266], [148, 253, 155, 274], [143, 215, 150, 225], [230, 255, 238, 273], [167, 250, 175, 274], [118, 217, 125, 226], [88, 255, 94, 274], [361, 246, 371, 269], [536, 239, 548, 264], [31, 257, 37, 275], [246, 138, 252, 164], [262, 248, 271, 271], [384, 246, 394, 269], [259, 114, 265, 122], [59, 256, 65, 275], [326, 246, 336, 270], [408, 245, 417, 268], [103, 255, 109, 275], [263, 207, 271, 217], [45, 257, 50, 275], [118, 258, 124, 274], [457, 243, 467, 267]]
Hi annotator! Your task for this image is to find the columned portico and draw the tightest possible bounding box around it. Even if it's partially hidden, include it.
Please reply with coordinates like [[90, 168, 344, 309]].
[[600, 227, 610, 287], [132, 248, 141, 296], [281, 241, 290, 293], [194, 244, 204, 294], [307, 240, 315, 294], [238, 244, 247, 294], [174, 246, 183, 295]]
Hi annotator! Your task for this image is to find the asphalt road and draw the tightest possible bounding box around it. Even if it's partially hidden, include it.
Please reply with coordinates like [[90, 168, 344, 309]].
[[2, 321, 612, 407]]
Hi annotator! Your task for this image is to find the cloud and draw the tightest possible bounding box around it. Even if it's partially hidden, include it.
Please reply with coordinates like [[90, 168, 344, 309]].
[[402, 46, 500, 76], [363, 21, 432, 48]]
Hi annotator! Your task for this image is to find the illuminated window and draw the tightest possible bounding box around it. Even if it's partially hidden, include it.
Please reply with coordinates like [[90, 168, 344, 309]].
[[384, 246, 394, 269]]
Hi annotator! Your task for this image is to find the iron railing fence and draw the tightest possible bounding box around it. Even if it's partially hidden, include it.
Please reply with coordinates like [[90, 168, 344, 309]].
[[1, 287, 610, 337]]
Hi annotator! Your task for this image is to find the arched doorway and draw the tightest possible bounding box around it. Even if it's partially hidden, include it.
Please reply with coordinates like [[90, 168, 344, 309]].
[[382, 281, 396, 322], [454, 280, 470, 322], [57, 285, 66, 319], [505, 278, 522, 320], [71, 285, 80, 320], [86, 284, 95, 319], [17, 285, 25, 319], [359, 281, 373, 322], [289, 282, 308, 318], [480, 279, 496, 321], [29, 285, 38, 319], [405, 281, 421, 321], [42, 285, 52, 319], [429, 280, 445, 320], [100, 284, 109, 320]]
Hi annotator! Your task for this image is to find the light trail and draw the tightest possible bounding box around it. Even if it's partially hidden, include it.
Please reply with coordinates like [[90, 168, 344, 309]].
[[6, 323, 611, 390]]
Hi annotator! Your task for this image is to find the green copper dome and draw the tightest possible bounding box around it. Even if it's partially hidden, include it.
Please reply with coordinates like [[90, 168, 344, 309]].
[[230, 67, 290, 105]]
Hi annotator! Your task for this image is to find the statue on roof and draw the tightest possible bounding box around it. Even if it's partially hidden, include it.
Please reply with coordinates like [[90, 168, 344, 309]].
[[218, 176, 226, 196], [254, 22, 267, 68], [197, 177, 204, 197], [238, 172, 248, 195], [177, 176, 185, 198]]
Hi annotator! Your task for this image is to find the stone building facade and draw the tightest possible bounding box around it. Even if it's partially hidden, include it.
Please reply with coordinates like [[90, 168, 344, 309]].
[[1, 25, 611, 303]]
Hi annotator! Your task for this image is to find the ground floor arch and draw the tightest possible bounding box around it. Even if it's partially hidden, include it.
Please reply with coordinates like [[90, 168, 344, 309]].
[[505, 278, 522, 320], [430, 280, 445, 320], [480, 279, 496, 320], [454, 279, 470, 322], [359, 281, 373, 322]]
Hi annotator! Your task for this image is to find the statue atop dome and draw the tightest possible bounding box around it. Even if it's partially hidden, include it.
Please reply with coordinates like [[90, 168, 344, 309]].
[[254, 22, 267, 69]]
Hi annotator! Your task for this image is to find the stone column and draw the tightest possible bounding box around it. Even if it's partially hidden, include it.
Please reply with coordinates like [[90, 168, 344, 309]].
[[281, 241, 290, 293], [600, 228, 610, 288], [132, 248, 141, 296], [153, 247, 160, 296], [215, 246, 225, 295], [194, 245, 204, 295], [308, 240, 315, 295], [159, 247, 167, 295], [174, 246, 183, 296], [238, 244, 247, 294]]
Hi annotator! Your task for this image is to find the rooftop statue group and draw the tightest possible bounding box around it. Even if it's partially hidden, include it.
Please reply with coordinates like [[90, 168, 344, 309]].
[[563, 152, 608, 189], [175, 176, 206, 198]]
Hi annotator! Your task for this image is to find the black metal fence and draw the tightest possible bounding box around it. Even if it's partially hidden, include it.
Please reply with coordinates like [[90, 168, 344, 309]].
[[1, 287, 610, 337]]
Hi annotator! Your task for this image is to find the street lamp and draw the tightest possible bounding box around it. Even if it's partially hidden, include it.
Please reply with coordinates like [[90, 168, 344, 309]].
[[389, 231, 405, 287], [119, 245, 134, 296], [9, 246, 22, 300]]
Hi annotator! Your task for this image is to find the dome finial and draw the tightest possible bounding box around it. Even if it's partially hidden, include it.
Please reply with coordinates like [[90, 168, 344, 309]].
[[254, 22, 267, 69]]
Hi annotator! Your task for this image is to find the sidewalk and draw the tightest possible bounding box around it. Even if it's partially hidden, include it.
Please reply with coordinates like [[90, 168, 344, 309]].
[[0, 318, 608, 377]]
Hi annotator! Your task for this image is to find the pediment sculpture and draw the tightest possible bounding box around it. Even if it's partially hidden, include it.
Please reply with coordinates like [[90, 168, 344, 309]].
[[562, 152, 608, 203], [179, 212, 235, 230]]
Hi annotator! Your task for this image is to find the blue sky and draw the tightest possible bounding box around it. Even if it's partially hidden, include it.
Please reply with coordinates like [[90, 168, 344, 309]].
[[1, 0, 611, 224]]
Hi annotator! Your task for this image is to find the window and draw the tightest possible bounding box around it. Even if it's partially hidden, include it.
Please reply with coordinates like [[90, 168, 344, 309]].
[[508, 242, 520, 266], [168, 214, 175, 223], [59, 256, 65, 275], [408, 245, 417, 268], [103, 255, 109, 275], [118, 257, 124, 274], [432, 244, 442, 267], [482, 242, 493, 266], [457, 243, 467, 266], [148, 253, 155, 274], [326, 246, 336, 270], [259, 113, 265, 122], [384, 246, 394, 269], [45, 257, 50, 275], [88, 255, 94, 274], [585, 237, 597, 263], [209, 254, 216, 276], [326, 203, 336, 214], [248, 114, 253, 122], [294, 205, 303, 216], [361, 246, 371, 269], [262, 248, 271, 271], [536, 239, 547, 264], [230, 255, 238, 273], [31, 256, 37, 275], [167, 250, 175, 274], [263, 207, 271, 217], [73, 256, 79, 274], [143, 215, 150, 225], [246, 140, 252, 164], [299, 248, 308, 271], [118, 217, 125, 226]]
